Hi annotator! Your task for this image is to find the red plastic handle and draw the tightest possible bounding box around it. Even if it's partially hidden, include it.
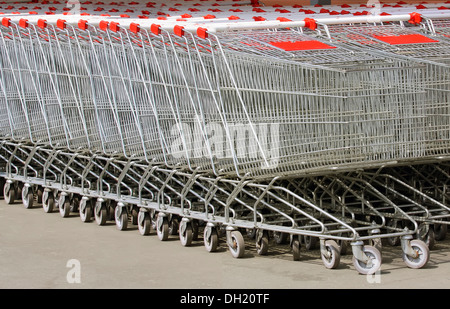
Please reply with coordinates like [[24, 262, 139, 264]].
[[99, 20, 109, 31], [19, 18, 29, 28], [150, 23, 161, 35], [37, 19, 48, 29], [409, 12, 422, 24], [197, 27, 208, 39], [78, 19, 88, 30], [1, 18, 11, 27], [303, 18, 317, 30], [129, 22, 140, 33], [174, 25, 185, 37], [57, 19, 66, 30], [109, 21, 120, 32]]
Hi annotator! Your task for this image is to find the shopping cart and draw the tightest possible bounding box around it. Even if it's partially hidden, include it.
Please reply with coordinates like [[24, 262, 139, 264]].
[[0, 11, 448, 274], [416, 17, 450, 42], [290, 13, 449, 254], [312, 19, 450, 157]]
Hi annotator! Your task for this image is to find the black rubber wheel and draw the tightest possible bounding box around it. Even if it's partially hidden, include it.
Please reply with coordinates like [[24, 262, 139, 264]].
[[4, 182, 15, 204], [292, 237, 301, 261], [204, 226, 219, 252], [59, 194, 71, 218], [138, 210, 151, 236], [42, 191, 54, 213], [228, 230, 245, 258], [79, 198, 92, 222]]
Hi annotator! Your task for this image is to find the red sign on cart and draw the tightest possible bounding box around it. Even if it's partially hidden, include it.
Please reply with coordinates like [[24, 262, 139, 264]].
[[373, 34, 439, 45], [269, 40, 336, 51]]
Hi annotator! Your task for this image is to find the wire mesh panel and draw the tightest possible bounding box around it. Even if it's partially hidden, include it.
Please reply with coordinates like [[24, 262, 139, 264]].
[[1, 17, 447, 181], [0, 24, 38, 143], [0, 21, 101, 151], [430, 19, 450, 40], [0, 54, 14, 139], [37, 24, 96, 152], [0, 17, 446, 180], [312, 23, 450, 160], [104, 26, 428, 178], [1, 7, 449, 273], [178, 29, 428, 179]]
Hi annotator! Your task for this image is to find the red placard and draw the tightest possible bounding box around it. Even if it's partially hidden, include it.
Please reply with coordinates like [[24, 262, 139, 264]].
[[269, 40, 336, 51], [373, 34, 439, 45]]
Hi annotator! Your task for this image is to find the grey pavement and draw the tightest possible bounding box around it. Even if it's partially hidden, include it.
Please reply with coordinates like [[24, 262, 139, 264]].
[[1, 199, 450, 289]]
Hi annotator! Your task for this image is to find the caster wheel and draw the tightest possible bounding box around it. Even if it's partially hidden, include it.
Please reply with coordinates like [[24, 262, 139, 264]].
[[402, 239, 430, 269], [137, 210, 151, 236], [108, 201, 117, 221], [352, 245, 382, 275], [59, 194, 71, 218], [228, 230, 245, 258], [169, 216, 179, 236], [36, 187, 43, 204], [192, 220, 199, 241], [131, 207, 139, 225], [256, 230, 269, 256], [4, 182, 15, 204], [0, 178, 4, 197], [292, 236, 301, 261], [204, 226, 219, 252], [16, 185, 22, 202], [22, 185, 34, 209], [179, 220, 193, 247], [42, 191, 54, 213], [321, 240, 341, 269], [79, 198, 92, 222], [70, 195, 80, 213], [115, 205, 128, 231], [156, 214, 169, 241], [94, 200, 108, 226]]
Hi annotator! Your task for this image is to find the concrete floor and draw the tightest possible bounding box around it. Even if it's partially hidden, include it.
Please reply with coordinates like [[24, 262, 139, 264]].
[[1, 199, 450, 289]]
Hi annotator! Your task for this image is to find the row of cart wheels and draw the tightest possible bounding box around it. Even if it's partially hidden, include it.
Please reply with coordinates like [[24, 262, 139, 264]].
[[1, 180, 433, 275]]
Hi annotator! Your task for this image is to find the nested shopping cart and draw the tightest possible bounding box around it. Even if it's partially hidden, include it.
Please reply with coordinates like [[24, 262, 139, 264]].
[[0, 10, 449, 275], [295, 16, 450, 246], [314, 18, 450, 156], [426, 18, 450, 40]]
